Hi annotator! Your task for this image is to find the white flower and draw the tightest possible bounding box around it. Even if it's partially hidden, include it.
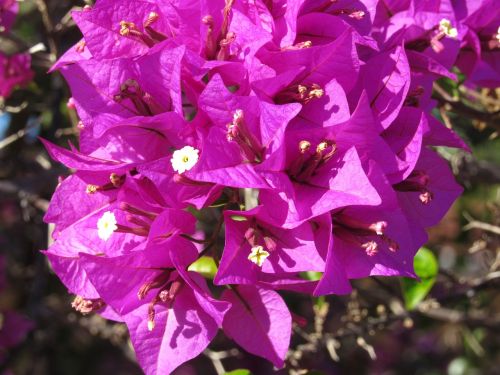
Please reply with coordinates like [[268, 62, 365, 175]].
[[248, 245, 270, 267], [496, 26, 500, 43], [439, 18, 458, 38], [97, 211, 117, 241], [171, 146, 200, 174]]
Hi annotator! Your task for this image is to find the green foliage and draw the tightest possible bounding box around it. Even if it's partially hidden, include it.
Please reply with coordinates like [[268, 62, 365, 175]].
[[401, 247, 438, 310], [224, 370, 252, 375], [188, 256, 218, 279], [300, 271, 322, 281], [229, 215, 248, 221]]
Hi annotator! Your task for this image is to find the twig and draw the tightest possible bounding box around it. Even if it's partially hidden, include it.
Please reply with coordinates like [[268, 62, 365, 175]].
[[0, 181, 49, 212], [417, 306, 500, 329], [463, 221, 500, 236], [1, 101, 28, 114], [203, 349, 240, 375], [459, 86, 500, 108], [463, 212, 500, 235], [35, 0, 58, 58], [433, 83, 500, 130], [0, 129, 27, 150]]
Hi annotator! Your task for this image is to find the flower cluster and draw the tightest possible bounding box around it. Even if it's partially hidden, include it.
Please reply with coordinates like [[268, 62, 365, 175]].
[[42, 0, 494, 373], [0, 0, 34, 101], [0, 0, 17, 33]]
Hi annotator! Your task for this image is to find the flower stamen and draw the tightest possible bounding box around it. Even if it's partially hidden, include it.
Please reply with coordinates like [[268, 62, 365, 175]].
[[143, 12, 167, 42], [97, 211, 118, 241], [275, 83, 324, 105], [114, 79, 162, 116], [86, 174, 125, 195], [119, 20, 155, 47], [394, 170, 434, 204], [289, 139, 337, 182], [171, 146, 200, 174], [248, 245, 270, 267], [438, 19, 458, 38], [227, 110, 264, 163], [281, 41, 312, 51]]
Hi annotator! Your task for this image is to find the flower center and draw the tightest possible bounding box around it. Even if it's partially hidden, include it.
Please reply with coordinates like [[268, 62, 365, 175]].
[[406, 18, 458, 53], [227, 110, 264, 163], [203, 0, 237, 60], [438, 19, 458, 38], [86, 173, 125, 195], [333, 212, 399, 257], [113, 79, 163, 116], [481, 27, 500, 51], [137, 271, 182, 331], [311, 0, 365, 19], [404, 86, 425, 107], [288, 139, 337, 182], [118, 12, 167, 48], [243, 223, 278, 267], [275, 83, 324, 105], [281, 41, 313, 51], [248, 245, 270, 267], [171, 146, 200, 174], [394, 170, 434, 204], [75, 40, 86, 53], [97, 211, 118, 241]]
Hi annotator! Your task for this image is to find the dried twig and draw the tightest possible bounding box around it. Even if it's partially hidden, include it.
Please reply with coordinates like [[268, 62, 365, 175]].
[[464, 221, 500, 236]]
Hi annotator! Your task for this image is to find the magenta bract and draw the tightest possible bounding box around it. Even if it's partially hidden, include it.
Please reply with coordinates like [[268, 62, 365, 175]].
[[40, 0, 481, 373]]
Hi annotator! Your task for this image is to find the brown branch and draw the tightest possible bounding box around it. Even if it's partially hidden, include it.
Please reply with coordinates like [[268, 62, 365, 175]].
[[35, 0, 58, 58], [433, 83, 500, 131]]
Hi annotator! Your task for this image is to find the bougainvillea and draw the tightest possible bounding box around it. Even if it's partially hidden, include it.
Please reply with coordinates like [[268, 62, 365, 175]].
[[0, 0, 33, 101], [0, 52, 34, 99], [0, 0, 18, 33], [41, 0, 497, 373]]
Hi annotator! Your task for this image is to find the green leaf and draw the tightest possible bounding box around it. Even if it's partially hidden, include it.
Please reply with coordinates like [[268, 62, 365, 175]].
[[224, 370, 251, 375], [300, 271, 323, 281], [188, 256, 218, 279], [401, 247, 438, 310], [313, 296, 326, 309], [230, 215, 248, 222]]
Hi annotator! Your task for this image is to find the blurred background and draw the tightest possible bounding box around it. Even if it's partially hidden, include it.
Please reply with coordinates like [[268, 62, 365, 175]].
[[0, 1, 499, 374]]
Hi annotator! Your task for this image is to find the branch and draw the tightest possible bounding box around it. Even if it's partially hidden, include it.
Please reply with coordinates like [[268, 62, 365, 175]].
[[433, 83, 500, 131], [463, 220, 500, 236]]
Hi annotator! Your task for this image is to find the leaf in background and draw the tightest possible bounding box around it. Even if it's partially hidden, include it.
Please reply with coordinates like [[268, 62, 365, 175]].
[[401, 247, 438, 310], [230, 215, 248, 221], [224, 370, 252, 375], [188, 256, 218, 279], [300, 271, 323, 281]]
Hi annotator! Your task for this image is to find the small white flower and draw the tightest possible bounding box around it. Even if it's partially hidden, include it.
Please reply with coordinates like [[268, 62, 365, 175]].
[[248, 245, 270, 267], [171, 146, 200, 174], [97, 211, 117, 241], [439, 18, 458, 38]]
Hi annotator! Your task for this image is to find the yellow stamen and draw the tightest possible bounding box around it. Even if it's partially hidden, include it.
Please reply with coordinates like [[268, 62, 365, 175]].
[[86, 185, 98, 194], [248, 245, 270, 267]]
